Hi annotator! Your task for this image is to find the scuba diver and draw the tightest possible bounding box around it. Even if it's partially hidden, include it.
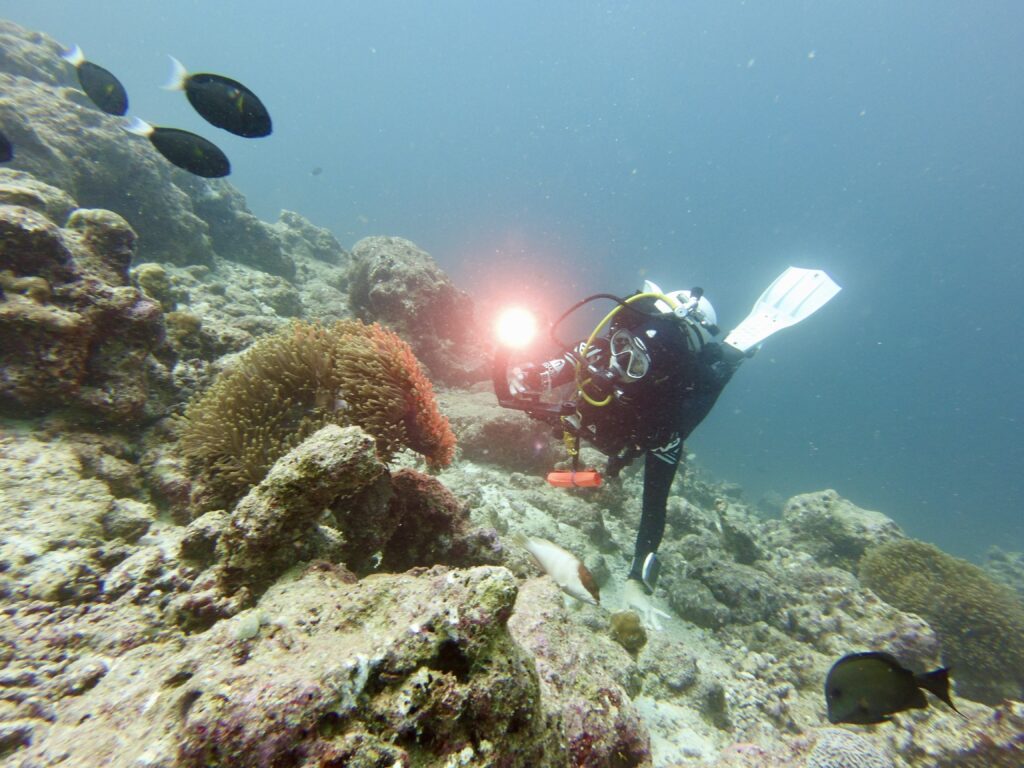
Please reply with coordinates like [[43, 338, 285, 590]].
[[494, 267, 840, 627]]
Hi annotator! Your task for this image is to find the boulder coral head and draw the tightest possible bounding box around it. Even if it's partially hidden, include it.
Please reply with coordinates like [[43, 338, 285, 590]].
[[177, 319, 455, 508]]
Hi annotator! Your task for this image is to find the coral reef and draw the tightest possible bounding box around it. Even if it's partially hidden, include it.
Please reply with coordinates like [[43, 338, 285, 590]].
[[773, 489, 905, 571], [3, 17, 1022, 768], [17, 565, 562, 768], [210, 424, 386, 594], [348, 236, 490, 385], [0, 180, 170, 425], [886, 699, 1024, 768], [508, 577, 651, 767], [176, 319, 456, 509], [860, 538, 1024, 704], [4, 392, 1024, 767]]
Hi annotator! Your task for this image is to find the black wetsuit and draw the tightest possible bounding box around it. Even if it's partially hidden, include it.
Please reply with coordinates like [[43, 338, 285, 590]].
[[540, 308, 743, 583]]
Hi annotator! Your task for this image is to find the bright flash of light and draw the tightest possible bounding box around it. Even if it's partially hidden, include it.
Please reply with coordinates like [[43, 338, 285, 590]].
[[495, 307, 538, 349]]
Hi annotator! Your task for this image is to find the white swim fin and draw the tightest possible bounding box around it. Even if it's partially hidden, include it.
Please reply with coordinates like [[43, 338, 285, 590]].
[[724, 267, 840, 353]]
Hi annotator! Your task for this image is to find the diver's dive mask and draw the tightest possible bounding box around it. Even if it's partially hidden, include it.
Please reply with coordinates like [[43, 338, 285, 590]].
[[609, 328, 651, 380]]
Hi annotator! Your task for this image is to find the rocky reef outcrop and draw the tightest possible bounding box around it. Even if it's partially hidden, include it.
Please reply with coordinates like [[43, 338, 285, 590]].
[[348, 236, 490, 385], [0, 173, 169, 424], [19, 564, 561, 768], [0, 20, 344, 277]]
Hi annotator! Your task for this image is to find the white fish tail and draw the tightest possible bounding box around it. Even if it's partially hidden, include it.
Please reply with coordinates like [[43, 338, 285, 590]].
[[123, 117, 153, 137], [61, 44, 85, 66], [163, 55, 188, 91]]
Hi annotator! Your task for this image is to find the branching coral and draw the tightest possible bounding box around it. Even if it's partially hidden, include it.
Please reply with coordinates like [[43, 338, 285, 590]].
[[859, 538, 1024, 704], [177, 319, 455, 506]]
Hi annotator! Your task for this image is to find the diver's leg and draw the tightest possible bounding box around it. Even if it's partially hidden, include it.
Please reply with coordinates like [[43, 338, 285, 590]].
[[628, 434, 681, 588]]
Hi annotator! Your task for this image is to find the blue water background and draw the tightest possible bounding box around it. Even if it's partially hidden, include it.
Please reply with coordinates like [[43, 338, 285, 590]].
[[3, 1, 1022, 560]]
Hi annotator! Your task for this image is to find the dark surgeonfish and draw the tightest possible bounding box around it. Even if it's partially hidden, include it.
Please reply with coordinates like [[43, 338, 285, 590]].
[[825, 651, 962, 725], [0, 130, 12, 162], [124, 118, 230, 178], [164, 56, 272, 138], [61, 45, 129, 116]]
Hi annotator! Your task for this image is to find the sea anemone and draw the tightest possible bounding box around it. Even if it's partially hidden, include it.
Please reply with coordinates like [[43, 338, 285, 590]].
[[177, 319, 455, 508]]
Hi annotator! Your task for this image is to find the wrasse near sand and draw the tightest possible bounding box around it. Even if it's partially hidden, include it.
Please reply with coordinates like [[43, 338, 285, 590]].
[[512, 532, 600, 605]]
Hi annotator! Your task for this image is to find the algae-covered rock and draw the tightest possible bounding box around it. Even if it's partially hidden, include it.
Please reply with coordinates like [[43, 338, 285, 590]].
[[275, 209, 348, 265], [0, 199, 169, 425], [182, 180, 296, 278], [441, 385, 563, 473], [0, 430, 118, 601], [21, 565, 561, 768], [214, 424, 386, 594], [0, 168, 77, 223], [340, 466, 504, 575], [508, 577, 651, 767], [778, 489, 904, 572], [185, 424, 499, 614]]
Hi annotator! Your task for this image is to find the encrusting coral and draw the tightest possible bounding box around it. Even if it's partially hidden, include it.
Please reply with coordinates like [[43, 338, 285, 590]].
[[859, 538, 1024, 704], [177, 319, 456, 507]]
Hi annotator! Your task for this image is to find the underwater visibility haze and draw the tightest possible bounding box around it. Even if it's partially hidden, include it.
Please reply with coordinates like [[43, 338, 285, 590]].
[[3, 2, 1024, 765], [4, 1, 1022, 554], [2, 0, 1021, 569]]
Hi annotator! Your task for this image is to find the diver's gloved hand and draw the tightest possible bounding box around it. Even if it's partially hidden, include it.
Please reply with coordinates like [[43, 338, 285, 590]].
[[509, 364, 543, 395], [621, 578, 672, 632]]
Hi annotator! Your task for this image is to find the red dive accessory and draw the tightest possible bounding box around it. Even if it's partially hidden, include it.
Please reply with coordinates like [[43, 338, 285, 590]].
[[546, 469, 603, 488]]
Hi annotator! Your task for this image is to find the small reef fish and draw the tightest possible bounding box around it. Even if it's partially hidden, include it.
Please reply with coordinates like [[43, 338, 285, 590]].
[[0, 130, 11, 162], [164, 56, 272, 138], [512, 532, 600, 605], [124, 118, 231, 178], [61, 45, 128, 116], [825, 651, 962, 724]]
